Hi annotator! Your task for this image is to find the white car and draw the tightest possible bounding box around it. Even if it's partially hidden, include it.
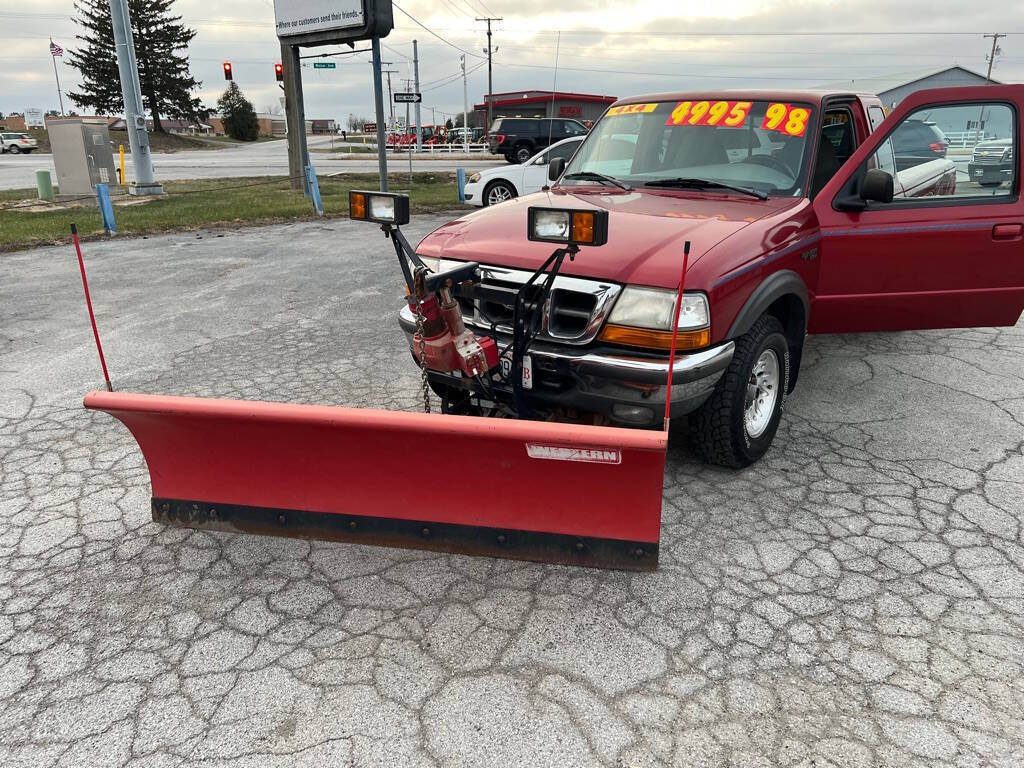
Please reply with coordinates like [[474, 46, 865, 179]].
[[463, 136, 584, 206], [0, 132, 38, 154]]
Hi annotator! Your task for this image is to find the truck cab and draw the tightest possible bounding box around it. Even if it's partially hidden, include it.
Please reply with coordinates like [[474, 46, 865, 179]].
[[403, 86, 1024, 466]]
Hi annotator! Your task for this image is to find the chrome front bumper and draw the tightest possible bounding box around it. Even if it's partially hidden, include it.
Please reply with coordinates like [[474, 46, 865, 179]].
[[398, 305, 734, 424]]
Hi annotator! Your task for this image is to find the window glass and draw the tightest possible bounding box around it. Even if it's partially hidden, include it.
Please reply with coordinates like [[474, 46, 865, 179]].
[[867, 106, 887, 132], [564, 99, 814, 196], [867, 102, 1015, 200], [548, 139, 581, 161]]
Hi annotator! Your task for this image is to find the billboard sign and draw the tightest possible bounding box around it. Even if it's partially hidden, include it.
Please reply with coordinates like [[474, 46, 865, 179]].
[[274, 0, 392, 45], [25, 108, 45, 127]]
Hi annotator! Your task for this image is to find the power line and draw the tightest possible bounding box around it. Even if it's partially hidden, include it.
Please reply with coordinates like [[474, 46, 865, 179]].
[[391, 3, 485, 59]]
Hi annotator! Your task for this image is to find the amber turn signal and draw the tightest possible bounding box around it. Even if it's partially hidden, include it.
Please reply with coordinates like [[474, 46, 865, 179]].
[[599, 324, 711, 351], [350, 191, 367, 220]]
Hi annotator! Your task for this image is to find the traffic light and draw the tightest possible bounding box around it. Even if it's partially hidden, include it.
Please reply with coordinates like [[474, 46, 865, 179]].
[[222, 61, 233, 81], [274, 62, 284, 82]]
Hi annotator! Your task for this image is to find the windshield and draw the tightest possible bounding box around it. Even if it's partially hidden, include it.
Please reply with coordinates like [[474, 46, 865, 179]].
[[562, 99, 816, 196]]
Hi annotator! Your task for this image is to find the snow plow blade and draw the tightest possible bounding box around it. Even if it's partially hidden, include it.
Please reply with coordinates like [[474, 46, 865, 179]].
[[85, 391, 667, 570]]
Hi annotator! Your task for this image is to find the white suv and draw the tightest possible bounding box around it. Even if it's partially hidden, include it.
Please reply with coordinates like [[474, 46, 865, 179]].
[[0, 132, 38, 154]]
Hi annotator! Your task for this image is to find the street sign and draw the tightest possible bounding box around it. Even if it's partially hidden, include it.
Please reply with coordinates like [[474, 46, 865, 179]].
[[394, 92, 421, 103], [363, 122, 376, 133], [24, 108, 44, 127], [313, 62, 336, 69]]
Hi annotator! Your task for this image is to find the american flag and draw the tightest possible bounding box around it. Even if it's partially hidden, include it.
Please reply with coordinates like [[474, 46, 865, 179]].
[[49, 40, 63, 57]]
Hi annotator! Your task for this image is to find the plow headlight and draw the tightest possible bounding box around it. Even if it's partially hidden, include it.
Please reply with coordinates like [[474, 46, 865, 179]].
[[601, 289, 711, 350], [527, 206, 608, 247], [349, 190, 410, 225]]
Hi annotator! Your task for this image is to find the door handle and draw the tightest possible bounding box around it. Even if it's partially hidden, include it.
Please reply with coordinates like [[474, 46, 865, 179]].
[[992, 223, 1023, 241]]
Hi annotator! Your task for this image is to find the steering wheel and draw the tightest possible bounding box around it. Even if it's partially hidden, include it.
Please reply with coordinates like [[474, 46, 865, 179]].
[[742, 154, 795, 178]]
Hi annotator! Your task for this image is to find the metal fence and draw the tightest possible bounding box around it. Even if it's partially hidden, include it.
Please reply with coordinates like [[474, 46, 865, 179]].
[[943, 130, 992, 148]]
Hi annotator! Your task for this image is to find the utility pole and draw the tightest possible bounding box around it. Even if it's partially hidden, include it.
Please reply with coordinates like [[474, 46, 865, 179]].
[[381, 64, 398, 126], [983, 33, 1005, 82], [476, 17, 501, 139], [412, 39, 422, 153], [108, 0, 162, 195], [461, 54, 469, 153], [977, 33, 1005, 143]]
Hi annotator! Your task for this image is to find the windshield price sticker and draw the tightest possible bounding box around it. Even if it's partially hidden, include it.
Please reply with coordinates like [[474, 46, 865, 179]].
[[607, 103, 659, 117], [761, 103, 812, 137], [666, 100, 752, 128]]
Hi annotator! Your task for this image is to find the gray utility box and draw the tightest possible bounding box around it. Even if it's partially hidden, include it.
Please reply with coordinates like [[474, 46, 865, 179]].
[[49, 119, 118, 200]]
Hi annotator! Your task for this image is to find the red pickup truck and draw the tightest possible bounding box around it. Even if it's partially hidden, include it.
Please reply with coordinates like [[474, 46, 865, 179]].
[[399, 86, 1024, 466]]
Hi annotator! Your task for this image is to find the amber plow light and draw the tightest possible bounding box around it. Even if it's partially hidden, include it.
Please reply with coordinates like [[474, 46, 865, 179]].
[[600, 325, 711, 350], [527, 206, 609, 246], [349, 190, 410, 225]]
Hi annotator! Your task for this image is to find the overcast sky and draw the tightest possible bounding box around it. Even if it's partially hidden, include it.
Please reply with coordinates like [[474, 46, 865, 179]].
[[4, 0, 1024, 123]]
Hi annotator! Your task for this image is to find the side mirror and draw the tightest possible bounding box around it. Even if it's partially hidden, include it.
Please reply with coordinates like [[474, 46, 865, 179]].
[[861, 168, 894, 204], [548, 157, 566, 181]]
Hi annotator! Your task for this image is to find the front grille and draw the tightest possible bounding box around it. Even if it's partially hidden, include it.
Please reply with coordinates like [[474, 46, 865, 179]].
[[548, 289, 598, 338], [447, 262, 621, 345]]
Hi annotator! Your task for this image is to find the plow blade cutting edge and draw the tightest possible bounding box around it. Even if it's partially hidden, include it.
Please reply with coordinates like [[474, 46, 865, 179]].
[[85, 391, 668, 570]]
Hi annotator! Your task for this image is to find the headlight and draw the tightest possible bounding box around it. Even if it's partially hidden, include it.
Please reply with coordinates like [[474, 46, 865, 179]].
[[419, 254, 441, 272], [349, 190, 410, 225], [527, 206, 609, 246], [467, 172, 481, 183], [601, 289, 710, 351], [608, 288, 709, 330]]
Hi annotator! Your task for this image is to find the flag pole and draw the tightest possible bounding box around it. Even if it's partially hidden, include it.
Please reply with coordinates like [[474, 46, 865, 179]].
[[50, 39, 65, 115]]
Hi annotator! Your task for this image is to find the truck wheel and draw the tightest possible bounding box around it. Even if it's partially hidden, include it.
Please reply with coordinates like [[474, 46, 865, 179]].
[[688, 314, 789, 468], [513, 144, 533, 164]]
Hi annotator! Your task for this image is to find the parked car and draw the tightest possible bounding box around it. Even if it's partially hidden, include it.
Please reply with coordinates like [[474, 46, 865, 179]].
[[488, 117, 588, 163], [463, 136, 584, 206], [890, 118, 949, 170], [968, 138, 1014, 186], [399, 87, 1017, 467], [0, 132, 38, 154]]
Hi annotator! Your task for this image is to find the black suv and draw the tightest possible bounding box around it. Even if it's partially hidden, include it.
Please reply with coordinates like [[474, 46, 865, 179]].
[[489, 118, 588, 163], [890, 119, 950, 171]]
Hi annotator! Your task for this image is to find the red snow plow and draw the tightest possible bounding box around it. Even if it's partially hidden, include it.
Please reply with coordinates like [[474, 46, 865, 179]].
[[84, 192, 687, 570]]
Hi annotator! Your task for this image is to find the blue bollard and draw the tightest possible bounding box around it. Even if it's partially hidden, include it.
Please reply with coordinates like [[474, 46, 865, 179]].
[[305, 164, 323, 217], [95, 183, 116, 234], [457, 168, 466, 203]]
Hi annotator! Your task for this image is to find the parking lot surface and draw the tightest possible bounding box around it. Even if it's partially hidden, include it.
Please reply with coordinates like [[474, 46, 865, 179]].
[[1, 216, 1023, 768]]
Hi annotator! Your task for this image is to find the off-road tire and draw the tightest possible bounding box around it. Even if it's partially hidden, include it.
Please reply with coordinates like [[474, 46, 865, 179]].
[[688, 314, 790, 468]]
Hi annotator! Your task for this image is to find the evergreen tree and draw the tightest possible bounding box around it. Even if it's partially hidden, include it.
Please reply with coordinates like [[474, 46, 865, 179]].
[[67, 0, 205, 132], [217, 83, 259, 141]]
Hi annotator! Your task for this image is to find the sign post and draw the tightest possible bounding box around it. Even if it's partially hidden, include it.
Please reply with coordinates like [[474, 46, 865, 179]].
[[273, 0, 394, 190]]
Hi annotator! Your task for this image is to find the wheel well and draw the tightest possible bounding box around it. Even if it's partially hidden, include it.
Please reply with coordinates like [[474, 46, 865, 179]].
[[765, 294, 806, 392]]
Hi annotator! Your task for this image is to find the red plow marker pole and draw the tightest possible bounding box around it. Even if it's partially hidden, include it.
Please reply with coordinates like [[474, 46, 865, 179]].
[[663, 240, 691, 430], [72, 223, 113, 392]]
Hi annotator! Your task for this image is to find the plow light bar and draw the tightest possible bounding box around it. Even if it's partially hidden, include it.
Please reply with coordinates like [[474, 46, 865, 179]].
[[349, 190, 410, 225], [528, 206, 608, 247]]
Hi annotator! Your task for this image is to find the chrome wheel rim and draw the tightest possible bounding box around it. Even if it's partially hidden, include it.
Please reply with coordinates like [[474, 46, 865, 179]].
[[744, 348, 780, 439], [487, 184, 513, 204]]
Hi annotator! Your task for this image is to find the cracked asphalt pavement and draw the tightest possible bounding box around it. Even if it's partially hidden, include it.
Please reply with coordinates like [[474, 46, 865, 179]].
[[2, 215, 1023, 767]]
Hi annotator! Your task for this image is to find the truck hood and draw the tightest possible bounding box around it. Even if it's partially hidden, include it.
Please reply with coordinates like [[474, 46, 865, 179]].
[[416, 187, 801, 288]]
